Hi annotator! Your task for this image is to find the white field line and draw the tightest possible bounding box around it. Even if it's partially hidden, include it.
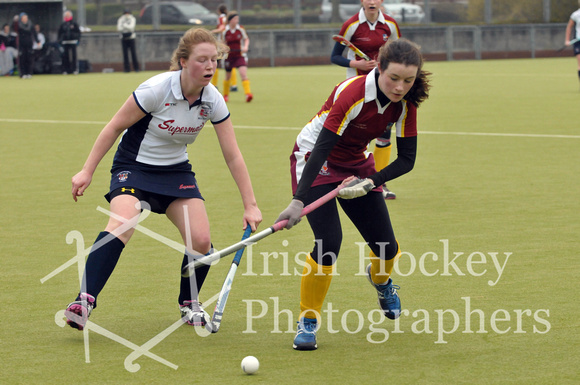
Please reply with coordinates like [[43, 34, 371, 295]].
[[1, 118, 579, 139]]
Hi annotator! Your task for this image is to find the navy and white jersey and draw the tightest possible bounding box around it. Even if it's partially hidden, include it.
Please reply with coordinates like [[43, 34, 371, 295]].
[[115, 70, 230, 166], [572, 9, 580, 40]]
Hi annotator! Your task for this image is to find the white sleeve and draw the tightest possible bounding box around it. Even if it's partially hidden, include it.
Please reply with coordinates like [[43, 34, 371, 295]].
[[133, 81, 159, 114]]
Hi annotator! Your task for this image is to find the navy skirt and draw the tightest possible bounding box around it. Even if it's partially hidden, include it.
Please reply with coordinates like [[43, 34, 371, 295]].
[[105, 159, 203, 202]]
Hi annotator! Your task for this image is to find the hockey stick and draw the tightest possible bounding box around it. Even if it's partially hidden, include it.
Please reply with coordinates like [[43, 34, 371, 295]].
[[557, 38, 580, 52], [181, 185, 344, 277], [208, 226, 252, 333], [332, 34, 371, 61]]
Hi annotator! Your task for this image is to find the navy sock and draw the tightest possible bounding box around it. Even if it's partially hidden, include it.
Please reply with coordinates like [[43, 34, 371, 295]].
[[80, 231, 125, 306], [179, 251, 211, 305]]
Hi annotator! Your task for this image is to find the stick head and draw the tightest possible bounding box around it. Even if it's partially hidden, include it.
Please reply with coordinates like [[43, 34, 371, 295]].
[[331, 35, 371, 61], [332, 34, 349, 45]]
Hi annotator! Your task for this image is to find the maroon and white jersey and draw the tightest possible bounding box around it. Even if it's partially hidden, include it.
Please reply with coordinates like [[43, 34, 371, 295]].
[[339, 9, 401, 78], [115, 71, 230, 166], [295, 68, 417, 168], [223, 24, 248, 60]]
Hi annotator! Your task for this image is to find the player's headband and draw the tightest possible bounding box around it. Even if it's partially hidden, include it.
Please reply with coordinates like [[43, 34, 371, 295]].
[[227, 12, 238, 22]]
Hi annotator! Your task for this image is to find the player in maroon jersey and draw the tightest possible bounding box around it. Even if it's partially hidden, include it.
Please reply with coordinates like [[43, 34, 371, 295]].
[[332, 0, 402, 200], [222, 11, 252, 102], [276, 38, 431, 350], [210, 4, 228, 88]]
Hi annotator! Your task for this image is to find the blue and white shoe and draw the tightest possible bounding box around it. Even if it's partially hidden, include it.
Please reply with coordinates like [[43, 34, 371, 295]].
[[366, 264, 401, 320], [293, 317, 318, 350]]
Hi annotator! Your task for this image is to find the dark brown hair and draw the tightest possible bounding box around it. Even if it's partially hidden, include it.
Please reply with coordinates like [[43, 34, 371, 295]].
[[378, 38, 431, 107]]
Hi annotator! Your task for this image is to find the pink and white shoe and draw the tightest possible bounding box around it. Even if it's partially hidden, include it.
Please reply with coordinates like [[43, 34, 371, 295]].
[[180, 300, 208, 326], [65, 293, 95, 330]]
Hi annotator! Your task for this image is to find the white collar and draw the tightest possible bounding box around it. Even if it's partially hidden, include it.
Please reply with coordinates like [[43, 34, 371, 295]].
[[358, 8, 387, 25], [365, 68, 391, 113]]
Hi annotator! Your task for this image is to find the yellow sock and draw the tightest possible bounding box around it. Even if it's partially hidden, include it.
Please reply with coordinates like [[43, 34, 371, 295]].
[[211, 69, 219, 87], [223, 79, 230, 97], [230, 68, 237, 86], [370, 241, 401, 285], [242, 79, 252, 95], [300, 254, 334, 320], [373, 144, 392, 171]]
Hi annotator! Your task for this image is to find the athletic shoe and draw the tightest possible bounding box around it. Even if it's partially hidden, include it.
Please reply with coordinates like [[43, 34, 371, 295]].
[[230, 85, 238, 92], [180, 300, 208, 326], [366, 264, 401, 320], [223, 95, 229, 102], [293, 317, 318, 350], [382, 185, 396, 200], [65, 293, 95, 330], [245, 93, 253, 103]]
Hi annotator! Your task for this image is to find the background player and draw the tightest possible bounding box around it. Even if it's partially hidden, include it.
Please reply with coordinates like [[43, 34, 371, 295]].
[[276, 38, 431, 350], [565, 0, 580, 87], [210, 4, 237, 89], [331, 0, 401, 199], [222, 11, 253, 102], [65, 28, 262, 331]]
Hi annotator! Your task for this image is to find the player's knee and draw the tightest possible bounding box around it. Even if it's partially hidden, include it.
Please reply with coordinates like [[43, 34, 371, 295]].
[[104, 221, 135, 245], [190, 234, 212, 255], [370, 241, 398, 260], [312, 236, 342, 266]]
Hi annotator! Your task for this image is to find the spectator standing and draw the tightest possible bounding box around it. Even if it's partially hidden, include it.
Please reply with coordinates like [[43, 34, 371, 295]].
[[0, 24, 18, 75], [565, 0, 580, 87], [117, 9, 139, 72], [58, 10, 81, 75], [33, 24, 45, 52], [17, 12, 38, 79]]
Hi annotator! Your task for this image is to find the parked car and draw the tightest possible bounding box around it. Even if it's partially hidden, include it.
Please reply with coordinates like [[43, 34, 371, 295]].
[[319, 0, 425, 24], [383, 0, 425, 23], [139, 1, 218, 25]]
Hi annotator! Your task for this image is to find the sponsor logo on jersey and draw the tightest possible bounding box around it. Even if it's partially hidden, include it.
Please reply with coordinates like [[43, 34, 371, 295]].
[[158, 120, 204, 136], [165, 102, 177, 106], [179, 184, 196, 190], [383, 34, 388, 41], [117, 171, 131, 182]]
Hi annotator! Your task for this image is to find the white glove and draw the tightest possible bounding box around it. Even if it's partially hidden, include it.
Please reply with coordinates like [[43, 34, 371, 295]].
[[275, 199, 304, 229], [338, 178, 375, 199]]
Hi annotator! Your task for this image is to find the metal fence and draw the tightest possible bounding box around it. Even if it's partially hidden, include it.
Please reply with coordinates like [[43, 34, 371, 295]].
[[77, 23, 570, 72]]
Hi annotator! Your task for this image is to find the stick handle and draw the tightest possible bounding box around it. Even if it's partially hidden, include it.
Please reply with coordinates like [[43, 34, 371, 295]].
[[181, 185, 342, 276], [232, 226, 253, 266]]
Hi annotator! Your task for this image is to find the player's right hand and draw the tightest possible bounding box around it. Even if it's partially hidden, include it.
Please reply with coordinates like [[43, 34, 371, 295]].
[[71, 170, 92, 202], [275, 199, 304, 230], [353, 59, 378, 73]]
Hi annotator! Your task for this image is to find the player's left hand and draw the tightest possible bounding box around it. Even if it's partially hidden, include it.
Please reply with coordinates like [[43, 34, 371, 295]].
[[338, 177, 374, 199]]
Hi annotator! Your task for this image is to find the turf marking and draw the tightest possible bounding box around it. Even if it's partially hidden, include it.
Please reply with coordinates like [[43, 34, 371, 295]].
[[2, 118, 579, 139]]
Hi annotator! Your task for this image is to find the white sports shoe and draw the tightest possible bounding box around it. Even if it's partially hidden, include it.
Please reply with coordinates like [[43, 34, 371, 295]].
[[180, 300, 209, 326]]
